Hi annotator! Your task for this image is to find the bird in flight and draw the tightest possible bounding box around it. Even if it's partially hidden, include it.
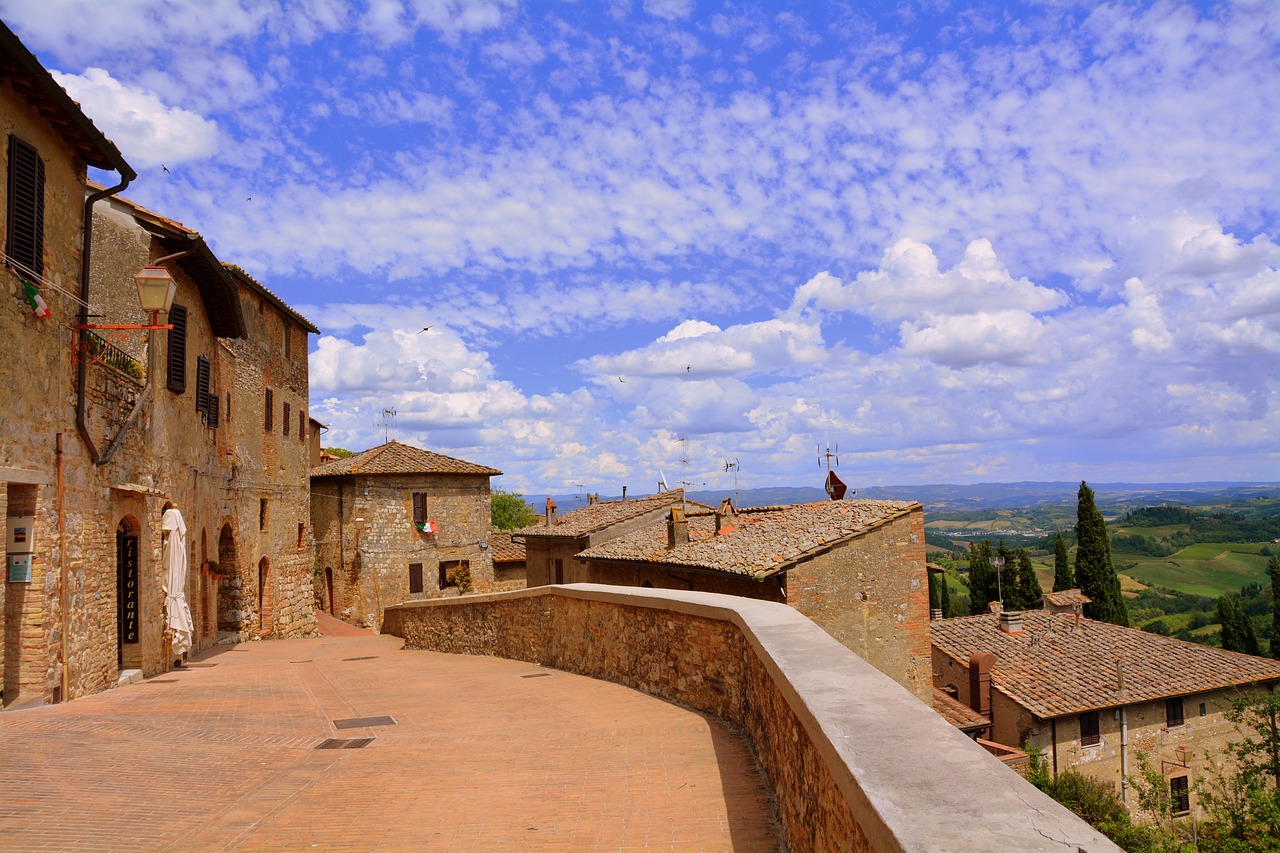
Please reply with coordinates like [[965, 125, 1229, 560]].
[[418, 327, 430, 333], [161, 165, 170, 174], [686, 364, 691, 372], [618, 376, 625, 383]]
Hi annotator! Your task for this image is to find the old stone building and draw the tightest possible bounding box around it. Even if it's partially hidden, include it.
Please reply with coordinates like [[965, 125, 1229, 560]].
[[573, 498, 932, 701], [488, 531, 526, 591], [931, 592, 1280, 818], [310, 440, 501, 629]]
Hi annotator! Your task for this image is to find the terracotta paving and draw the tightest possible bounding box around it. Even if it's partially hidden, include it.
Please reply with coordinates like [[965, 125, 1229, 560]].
[[0, 630, 781, 852]]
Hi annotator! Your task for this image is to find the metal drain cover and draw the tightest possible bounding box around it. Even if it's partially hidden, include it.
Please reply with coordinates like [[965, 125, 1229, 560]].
[[333, 715, 396, 729], [519, 673, 552, 679], [180, 663, 217, 668], [342, 656, 379, 662], [146, 679, 179, 684], [315, 738, 374, 750]]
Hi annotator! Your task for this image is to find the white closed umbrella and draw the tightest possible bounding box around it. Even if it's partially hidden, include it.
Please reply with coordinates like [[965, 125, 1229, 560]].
[[162, 507, 194, 659]]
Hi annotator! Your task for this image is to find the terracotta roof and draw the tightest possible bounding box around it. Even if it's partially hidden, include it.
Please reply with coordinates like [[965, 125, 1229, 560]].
[[932, 688, 990, 732], [223, 264, 319, 334], [518, 490, 685, 539], [930, 611, 1280, 719], [311, 440, 501, 477], [578, 499, 919, 578], [489, 532, 525, 563], [1040, 589, 1091, 607]]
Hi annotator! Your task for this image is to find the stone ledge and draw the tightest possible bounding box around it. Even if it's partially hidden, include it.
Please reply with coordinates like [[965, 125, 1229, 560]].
[[384, 584, 1119, 852]]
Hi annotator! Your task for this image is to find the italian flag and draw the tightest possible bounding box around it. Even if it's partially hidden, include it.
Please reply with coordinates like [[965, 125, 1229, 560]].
[[21, 280, 50, 318]]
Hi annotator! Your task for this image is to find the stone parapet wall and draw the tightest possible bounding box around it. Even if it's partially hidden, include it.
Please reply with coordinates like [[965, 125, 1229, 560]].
[[383, 584, 1119, 853]]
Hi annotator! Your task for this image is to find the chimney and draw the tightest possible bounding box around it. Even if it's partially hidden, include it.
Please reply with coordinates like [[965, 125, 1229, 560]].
[[622, 485, 627, 502], [988, 600, 1003, 614], [587, 493, 598, 506], [544, 498, 557, 527], [930, 608, 943, 621], [969, 652, 997, 719], [715, 497, 736, 534], [998, 611, 1023, 634], [667, 507, 688, 549]]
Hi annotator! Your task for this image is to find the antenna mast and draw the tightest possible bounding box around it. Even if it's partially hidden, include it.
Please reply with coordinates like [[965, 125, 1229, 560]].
[[818, 441, 853, 500], [723, 458, 740, 506], [381, 407, 397, 443]]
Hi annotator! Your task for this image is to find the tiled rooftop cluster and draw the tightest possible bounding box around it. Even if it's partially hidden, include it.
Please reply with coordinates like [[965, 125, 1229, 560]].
[[488, 532, 525, 562], [311, 439, 502, 478], [931, 611, 1280, 718], [931, 688, 990, 731], [580, 499, 919, 578], [518, 489, 685, 538]]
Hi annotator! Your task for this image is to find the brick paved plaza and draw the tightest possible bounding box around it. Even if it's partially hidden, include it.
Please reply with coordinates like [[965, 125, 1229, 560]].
[[0, 619, 781, 852]]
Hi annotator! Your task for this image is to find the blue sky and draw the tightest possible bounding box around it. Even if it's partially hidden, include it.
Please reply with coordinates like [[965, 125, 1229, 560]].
[[6, 0, 1278, 494]]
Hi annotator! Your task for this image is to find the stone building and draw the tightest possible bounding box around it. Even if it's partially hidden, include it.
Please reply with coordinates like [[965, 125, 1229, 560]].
[[518, 489, 685, 587], [930, 592, 1280, 818], [310, 440, 500, 629], [488, 532, 526, 591], [573, 498, 932, 702]]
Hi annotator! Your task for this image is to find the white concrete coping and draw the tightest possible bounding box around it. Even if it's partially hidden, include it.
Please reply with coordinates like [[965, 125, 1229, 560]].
[[387, 584, 1120, 852]]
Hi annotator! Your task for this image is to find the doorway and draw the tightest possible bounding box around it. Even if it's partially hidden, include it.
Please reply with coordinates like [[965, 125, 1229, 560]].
[[258, 556, 272, 636], [116, 518, 140, 669]]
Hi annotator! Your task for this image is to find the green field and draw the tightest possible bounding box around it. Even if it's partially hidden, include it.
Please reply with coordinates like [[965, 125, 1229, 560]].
[[1115, 542, 1272, 598]]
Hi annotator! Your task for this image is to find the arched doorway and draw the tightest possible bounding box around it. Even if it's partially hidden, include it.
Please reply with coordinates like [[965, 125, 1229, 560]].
[[116, 516, 141, 669], [217, 524, 238, 632], [258, 556, 272, 636]]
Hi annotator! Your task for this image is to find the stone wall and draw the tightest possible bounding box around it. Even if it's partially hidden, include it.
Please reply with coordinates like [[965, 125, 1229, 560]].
[[311, 471, 493, 629], [383, 585, 1119, 853]]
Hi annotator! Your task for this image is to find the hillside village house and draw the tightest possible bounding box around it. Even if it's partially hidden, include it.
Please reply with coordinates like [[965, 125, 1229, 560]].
[[488, 531, 526, 591], [1, 22, 317, 707], [310, 440, 501, 629], [931, 591, 1280, 819], [573, 497, 933, 701]]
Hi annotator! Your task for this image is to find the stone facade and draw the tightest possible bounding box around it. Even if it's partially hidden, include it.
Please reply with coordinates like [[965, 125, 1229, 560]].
[[311, 452, 497, 630]]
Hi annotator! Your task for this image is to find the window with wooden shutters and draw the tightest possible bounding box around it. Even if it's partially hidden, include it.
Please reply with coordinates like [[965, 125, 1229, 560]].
[[167, 304, 188, 393], [1170, 776, 1190, 814], [195, 355, 211, 416], [1166, 697, 1184, 728], [1079, 711, 1100, 747], [299, 410, 306, 442], [206, 394, 220, 428], [6, 135, 45, 276], [412, 492, 428, 525], [409, 563, 423, 594], [264, 388, 273, 431], [283, 402, 291, 436]]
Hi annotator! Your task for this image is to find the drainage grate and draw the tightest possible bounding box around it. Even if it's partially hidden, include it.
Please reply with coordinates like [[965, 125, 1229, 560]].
[[181, 663, 217, 668], [519, 673, 553, 679], [289, 660, 314, 664], [315, 737, 374, 750], [146, 679, 179, 684], [342, 656, 379, 662], [333, 715, 396, 729]]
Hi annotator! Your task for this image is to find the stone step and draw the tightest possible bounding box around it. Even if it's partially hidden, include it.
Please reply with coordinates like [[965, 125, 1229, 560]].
[[118, 669, 142, 687]]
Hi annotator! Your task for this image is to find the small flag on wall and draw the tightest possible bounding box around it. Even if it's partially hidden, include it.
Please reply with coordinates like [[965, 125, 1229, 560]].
[[21, 279, 50, 318]]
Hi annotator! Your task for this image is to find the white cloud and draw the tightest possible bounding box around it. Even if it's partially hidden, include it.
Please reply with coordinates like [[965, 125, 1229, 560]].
[[643, 0, 694, 22], [50, 68, 219, 168]]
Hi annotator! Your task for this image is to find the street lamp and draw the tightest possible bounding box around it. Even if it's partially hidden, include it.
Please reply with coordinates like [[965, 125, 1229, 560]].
[[992, 553, 1005, 607], [75, 265, 177, 332]]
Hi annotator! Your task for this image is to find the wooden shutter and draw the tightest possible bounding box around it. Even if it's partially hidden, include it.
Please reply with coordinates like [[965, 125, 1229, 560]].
[[412, 493, 427, 525], [299, 410, 306, 442], [206, 394, 220, 428], [6, 135, 45, 275], [264, 388, 273, 431], [167, 304, 188, 393], [195, 355, 211, 413], [283, 402, 291, 436], [409, 563, 423, 594]]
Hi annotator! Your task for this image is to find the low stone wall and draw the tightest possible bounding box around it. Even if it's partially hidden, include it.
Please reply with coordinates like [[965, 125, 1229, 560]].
[[383, 584, 1118, 853]]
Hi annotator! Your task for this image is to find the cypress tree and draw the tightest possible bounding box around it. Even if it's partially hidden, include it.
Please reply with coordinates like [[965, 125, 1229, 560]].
[[1270, 556, 1280, 659], [940, 569, 954, 618], [1053, 530, 1073, 591], [967, 540, 995, 615], [1074, 481, 1129, 626], [929, 569, 942, 612], [995, 539, 1016, 608], [1017, 549, 1044, 610], [1218, 595, 1261, 656]]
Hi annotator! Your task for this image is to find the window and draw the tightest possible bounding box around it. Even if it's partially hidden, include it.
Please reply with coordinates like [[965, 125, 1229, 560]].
[[1199, 702, 1206, 717], [283, 323, 292, 359], [167, 304, 188, 393], [554, 559, 564, 585], [283, 402, 291, 436], [412, 492, 428, 525], [196, 355, 217, 426], [1166, 697, 1184, 728], [439, 560, 468, 590], [296, 522, 305, 550], [264, 388, 273, 431], [226, 391, 232, 423], [6, 135, 45, 276], [1170, 776, 1190, 815], [1080, 711, 1100, 747], [299, 410, 306, 443], [409, 563, 423, 594], [259, 499, 268, 531]]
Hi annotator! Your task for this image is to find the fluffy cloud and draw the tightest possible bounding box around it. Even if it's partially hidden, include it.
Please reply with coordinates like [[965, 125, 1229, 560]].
[[50, 68, 219, 168]]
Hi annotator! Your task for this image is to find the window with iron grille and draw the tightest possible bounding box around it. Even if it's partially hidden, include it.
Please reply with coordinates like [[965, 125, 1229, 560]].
[[167, 305, 188, 393], [409, 563, 423, 594], [6, 135, 45, 276], [1080, 711, 1100, 747], [226, 391, 232, 423], [264, 388, 273, 431], [283, 402, 291, 436], [1170, 776, 1190, 814], [1166, 697, 1184, 728]]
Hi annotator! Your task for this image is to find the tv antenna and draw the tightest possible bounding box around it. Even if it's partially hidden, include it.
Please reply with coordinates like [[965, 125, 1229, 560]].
[[675, 434, 703, 490], [574, 483, 585, 509], [818, 442, 853, 500], [723, 458, 741, 506], [381, 407, 397, 443]]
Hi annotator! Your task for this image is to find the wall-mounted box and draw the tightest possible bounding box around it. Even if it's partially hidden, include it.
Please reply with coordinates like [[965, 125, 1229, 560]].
[[8, 553, 33, 583], [6, 516, 35, 553]]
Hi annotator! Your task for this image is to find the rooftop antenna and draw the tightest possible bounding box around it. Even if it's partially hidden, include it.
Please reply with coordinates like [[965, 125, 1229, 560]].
[[723, 458, 740, 507], [575, 483, 585, 509], [381, 407, 397, 443], [675, 434, 704, 491], [819, 442, 852, 500]]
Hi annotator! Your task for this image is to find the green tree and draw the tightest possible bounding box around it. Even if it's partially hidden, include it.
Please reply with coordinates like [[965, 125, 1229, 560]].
[[1016, 549, 1044, 611], [1074, 481, 1129, 626], [1212, 691, 1280, 844], [967, 540, 996, 615], [1270, 556, 1280, 659], [1053, 530, 1074, 591], [995, 539, 1016, 608], [323, 447, 354, 458], [491, 489, 538, 531], [1219, 595, 1261, 656]]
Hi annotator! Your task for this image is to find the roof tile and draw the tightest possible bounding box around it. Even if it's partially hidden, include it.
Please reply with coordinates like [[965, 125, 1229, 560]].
[[518, 490, 685, 538], [311, 440, 501, 478]]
